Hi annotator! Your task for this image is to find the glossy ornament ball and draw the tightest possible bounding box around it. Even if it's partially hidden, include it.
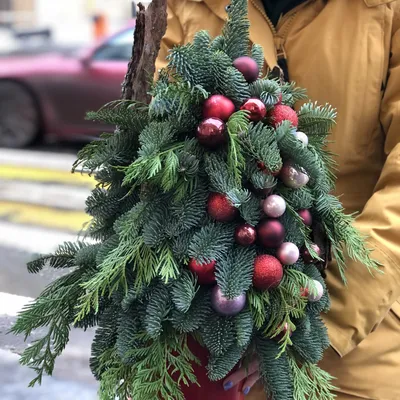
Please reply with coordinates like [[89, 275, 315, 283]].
[[188, 258, 216, 285], [211, 286, 246, 316], [253, 254, 283, 290], [292, 131, 309, 146], [297, 209, 313, 226], [270, 104, 299, 128], [203, 95, 236, 121], [277, 242, 300, 265], [233, 56, 259, 82], [263, 195, 286, 218], [280, 162, 309, 189], [308, 280, 324, 302], [197, 118, 226, 149], [240, 98, 267, 122], [235, 224, 257, 246], [257, 219, 285, 248], [302, 243, 322, 264], [207, 192, 238, 222]]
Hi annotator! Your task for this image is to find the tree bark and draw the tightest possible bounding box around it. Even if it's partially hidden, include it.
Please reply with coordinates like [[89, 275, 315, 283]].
[[121, 0, 168, 103]]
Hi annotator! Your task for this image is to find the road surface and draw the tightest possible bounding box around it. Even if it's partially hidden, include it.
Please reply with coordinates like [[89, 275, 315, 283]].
[[0, 147, 98, 399]]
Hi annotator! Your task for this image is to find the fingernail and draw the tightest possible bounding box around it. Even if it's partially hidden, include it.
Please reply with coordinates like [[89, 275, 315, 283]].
[[243, 387, 251, 395], [224, 381, 233, 391]]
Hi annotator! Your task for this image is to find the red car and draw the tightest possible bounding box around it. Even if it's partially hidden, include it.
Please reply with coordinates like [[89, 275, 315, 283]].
[[0, 25, 135, 148]]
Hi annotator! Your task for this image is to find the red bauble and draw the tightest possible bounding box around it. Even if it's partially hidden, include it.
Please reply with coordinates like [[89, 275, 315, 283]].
[[257, 161, 282, 177], [253, 254, 283, 290], [300, 287, 310, 298], [302, 243, 322, 264], [203, 95, 236, 121], [197, 118, 226, 149], [257, 219, 285, 248], [188, 258, 216, 285], [235, 224, 257, 246], [233, 56, 259, 82], [240, 98, 267, 122], [297, 209, 313, 226], [270, 105, 299, 128], [207, 192, 239, 222]]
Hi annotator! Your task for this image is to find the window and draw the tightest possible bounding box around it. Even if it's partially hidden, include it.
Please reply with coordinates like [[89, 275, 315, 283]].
[[92, 28, 134, 61]]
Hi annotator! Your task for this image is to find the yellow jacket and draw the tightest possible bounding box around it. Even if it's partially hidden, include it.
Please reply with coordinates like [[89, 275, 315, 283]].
[[157, 1, 400, 398]]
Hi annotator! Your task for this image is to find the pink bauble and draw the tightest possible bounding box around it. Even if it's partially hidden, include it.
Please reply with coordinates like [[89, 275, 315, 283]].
[[233, 56, 259, 82], [203, 95, 236, 121], [211, 286, 246, 316], [240, 98, 267, 122], [308, 280, 324, 302], [297, 209, 313, 226], [257, 219, 285, 248], [263, 195, 286, 218], [280, 162, 309, 189], [277, 242, 300, 265]]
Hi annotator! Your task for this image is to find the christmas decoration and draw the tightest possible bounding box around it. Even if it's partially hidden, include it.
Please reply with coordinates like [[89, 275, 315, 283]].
[[253, 254, 283, 290], [233, 56, 259, 82], [292, 131, 309, 146], [277, 242, 300, 265], [308, 280, 324, 302], [280, 162, 310, 189], [257, 219, 285, 248], [302, 243, 322, 264], [197, 117, 226, 149], [298, 209, 313, 226], [207, 192, 238, 222], [203, 95, 236, 121], [270, 104, 299, 128], [257, 161, 282, 177], [240, 98, 267, 121], [211, 286, 246, 316], [262, 195, 286, 218], [188, 258, 216, 285], [13, 3, 380, 400], [274, 322, 293, 341], [235, 223, 257, 246]]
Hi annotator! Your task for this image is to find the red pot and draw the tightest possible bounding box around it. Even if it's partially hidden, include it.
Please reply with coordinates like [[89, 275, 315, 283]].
[[181, 337, 245, 400]]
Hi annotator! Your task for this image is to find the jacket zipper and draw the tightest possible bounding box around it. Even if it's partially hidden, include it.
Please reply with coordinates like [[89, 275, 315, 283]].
[[249, 0, 310, 66]]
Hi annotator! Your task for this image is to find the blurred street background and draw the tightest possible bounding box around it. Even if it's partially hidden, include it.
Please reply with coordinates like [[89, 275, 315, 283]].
[[0, 0, 150, 398]]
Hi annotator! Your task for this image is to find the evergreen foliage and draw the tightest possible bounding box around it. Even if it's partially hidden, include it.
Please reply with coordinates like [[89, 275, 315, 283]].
[[14, 1, 379, 399]]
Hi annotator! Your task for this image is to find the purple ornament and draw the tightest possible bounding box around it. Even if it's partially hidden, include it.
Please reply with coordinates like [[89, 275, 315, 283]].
[[297, 209, 313, 226], [263, 195, 286, 218], [308, 280, 324, 302], [211, 286, 246, 316], [277, 242, 300, 265], [292, 131, 309, 146], [280, 162, 309, 189]]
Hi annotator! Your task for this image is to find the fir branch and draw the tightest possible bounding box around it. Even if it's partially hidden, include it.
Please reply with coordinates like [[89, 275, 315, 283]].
[[251, 44, 264, 78], [280, 81, 308, 106], [204, 153, 237, 193], [216, 246, 256, 299], [298, 102, 337, 136], [156, 243, 181, 283], [202, 314, 235, 356], [172, 270, 198, 313], [207, 344, 245, 381], [247, 288, 270, 329], [238, 193, 263, 226], [234, 308, 253, 347], [145, 285, 171, 338], [249, 78, 281, 109]]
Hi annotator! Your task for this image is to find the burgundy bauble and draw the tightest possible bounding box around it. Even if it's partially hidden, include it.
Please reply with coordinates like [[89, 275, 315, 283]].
[[235, 224, 257, 246], [297, 209, 313, 226], [257, 219, 285, 248], [233, 56, 259, 82], [280, 162, 309, 189], [203, 95, 236, 121], [263, 195, 286, 218], [188, 258, 216, 285], [207, 192, 238, 222], [211, 286, 246, 316], [270, 104, 299, 128], [197, 118, 226, 149], [253, 254, 283, 290], [302, 243, 322, 264], [277, 242, 300, 265], [240, 98, 267, 122]]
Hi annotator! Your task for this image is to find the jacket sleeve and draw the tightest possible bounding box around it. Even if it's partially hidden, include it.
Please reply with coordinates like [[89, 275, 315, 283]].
[[155, 1, 184, 72], [322, 9, 400, 357]]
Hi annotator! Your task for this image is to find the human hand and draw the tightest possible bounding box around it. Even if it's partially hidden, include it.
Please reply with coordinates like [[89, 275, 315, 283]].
[[223, 359, 260, 396]]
